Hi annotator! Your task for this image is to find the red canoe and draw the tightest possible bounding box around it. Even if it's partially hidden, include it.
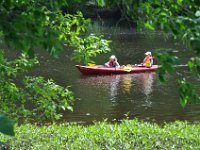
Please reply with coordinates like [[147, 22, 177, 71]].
[[75, 65, 159, 75]]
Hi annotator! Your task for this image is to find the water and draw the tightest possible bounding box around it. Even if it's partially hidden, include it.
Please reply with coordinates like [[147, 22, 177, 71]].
[[29, 22, 200, 124]]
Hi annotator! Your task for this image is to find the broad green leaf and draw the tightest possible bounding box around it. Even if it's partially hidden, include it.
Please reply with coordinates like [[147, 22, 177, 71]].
[[0, 115, 15, 136]]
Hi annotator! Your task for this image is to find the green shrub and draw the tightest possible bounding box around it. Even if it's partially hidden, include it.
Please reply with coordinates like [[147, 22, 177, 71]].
[[1, 119, 200, 149]]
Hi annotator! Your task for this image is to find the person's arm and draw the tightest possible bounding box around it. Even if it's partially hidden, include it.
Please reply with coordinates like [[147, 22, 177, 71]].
[[115, 61, 120, 68], [150, 56, 153, 65], [142, 56, 147, 64], [105, 62, 110, 67], [143, 56, 148, 64]]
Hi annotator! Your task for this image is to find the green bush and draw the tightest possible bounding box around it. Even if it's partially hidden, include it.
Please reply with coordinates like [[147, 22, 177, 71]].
[[1, 119, 200, 149]]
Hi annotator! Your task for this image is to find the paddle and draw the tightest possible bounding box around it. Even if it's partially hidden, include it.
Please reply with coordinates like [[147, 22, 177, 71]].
[[88, 63, 96, 66]]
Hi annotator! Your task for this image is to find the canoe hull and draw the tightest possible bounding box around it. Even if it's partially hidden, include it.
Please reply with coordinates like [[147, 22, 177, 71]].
[[75, 65, 159, 75]]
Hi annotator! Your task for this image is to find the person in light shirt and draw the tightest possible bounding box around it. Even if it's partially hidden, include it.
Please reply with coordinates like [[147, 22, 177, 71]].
[[105, 55, 120, 68]]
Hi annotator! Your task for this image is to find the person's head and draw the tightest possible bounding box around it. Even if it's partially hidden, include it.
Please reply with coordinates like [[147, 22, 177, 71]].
[[109, 55, 117, 61], [145, 51, 152, 56]]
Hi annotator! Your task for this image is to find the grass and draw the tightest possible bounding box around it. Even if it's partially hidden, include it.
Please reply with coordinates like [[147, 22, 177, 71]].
[[0, 119, 200, 150]]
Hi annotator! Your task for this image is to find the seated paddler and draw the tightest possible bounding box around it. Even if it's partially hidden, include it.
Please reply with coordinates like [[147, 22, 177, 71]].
[[142, 51, 153, 67], [105, 55, 120, 68]]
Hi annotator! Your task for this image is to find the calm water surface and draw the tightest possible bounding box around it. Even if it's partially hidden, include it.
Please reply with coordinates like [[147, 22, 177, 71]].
[[30, 23, 200, 124]]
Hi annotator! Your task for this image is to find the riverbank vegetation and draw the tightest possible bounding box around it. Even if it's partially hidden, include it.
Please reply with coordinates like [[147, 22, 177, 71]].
[[1, 119, 200, 149]]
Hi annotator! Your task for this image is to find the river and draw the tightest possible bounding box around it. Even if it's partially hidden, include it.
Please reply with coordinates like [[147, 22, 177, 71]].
[[29, 21, 200, 124]]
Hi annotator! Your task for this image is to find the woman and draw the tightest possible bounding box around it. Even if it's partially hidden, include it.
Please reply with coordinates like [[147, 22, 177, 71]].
[[105, 55, 120, 68], [143, 51, 153, 67]]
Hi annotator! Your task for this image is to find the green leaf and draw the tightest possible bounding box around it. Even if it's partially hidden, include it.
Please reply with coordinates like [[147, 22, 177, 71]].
[[177, 0, 183, 5], [159, 12, 167, 17], [187, 60, 194, 70], [67, 106, 73, 111], [97, 0, 105, 7], [180, 95, 187, 108], [195, 11, 200, 17], [0, 115, 15, 136], [178, 79, 200, 107], [191, 39, 200, 53], [144, 22, 155, 30]]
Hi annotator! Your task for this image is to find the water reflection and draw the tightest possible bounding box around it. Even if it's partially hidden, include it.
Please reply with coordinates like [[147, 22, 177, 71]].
[[120, 75, 133, 94], [110, 75, 120, 101], [137, 73, 154, 107], [78, 72, 155, 104], [71, 73, 157, 123]]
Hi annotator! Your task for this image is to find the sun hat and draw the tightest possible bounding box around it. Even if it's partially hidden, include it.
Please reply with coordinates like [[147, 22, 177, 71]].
[[110, 55, 116, 60], [145, 51, 152, 55]]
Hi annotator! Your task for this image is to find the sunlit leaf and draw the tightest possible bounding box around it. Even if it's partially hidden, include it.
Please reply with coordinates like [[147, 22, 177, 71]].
[[195, 11, 200, 17], [97, 0, 105, 7]]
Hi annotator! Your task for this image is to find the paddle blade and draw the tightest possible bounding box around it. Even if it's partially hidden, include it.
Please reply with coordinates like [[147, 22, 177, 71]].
[[88, 63, 96, 66]]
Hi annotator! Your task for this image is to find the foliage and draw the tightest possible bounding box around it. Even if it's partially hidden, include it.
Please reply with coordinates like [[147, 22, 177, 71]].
[[153, 49, 179, 81], [0, 0, 110, 61], [0, 76, 74, 122], [0, 52, 38, 77], [178, 78, 200, 107], [71, 34, 111, 65], [96, 0, 146, 21], [0, 49, 73, 122], [0, 0, 65, 56], [22, 76, 74, 121], [0, 115, 14, 136], [188, 57, 200, 77], [0, 114, 14, 149], [1, 119, 200, 149]]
